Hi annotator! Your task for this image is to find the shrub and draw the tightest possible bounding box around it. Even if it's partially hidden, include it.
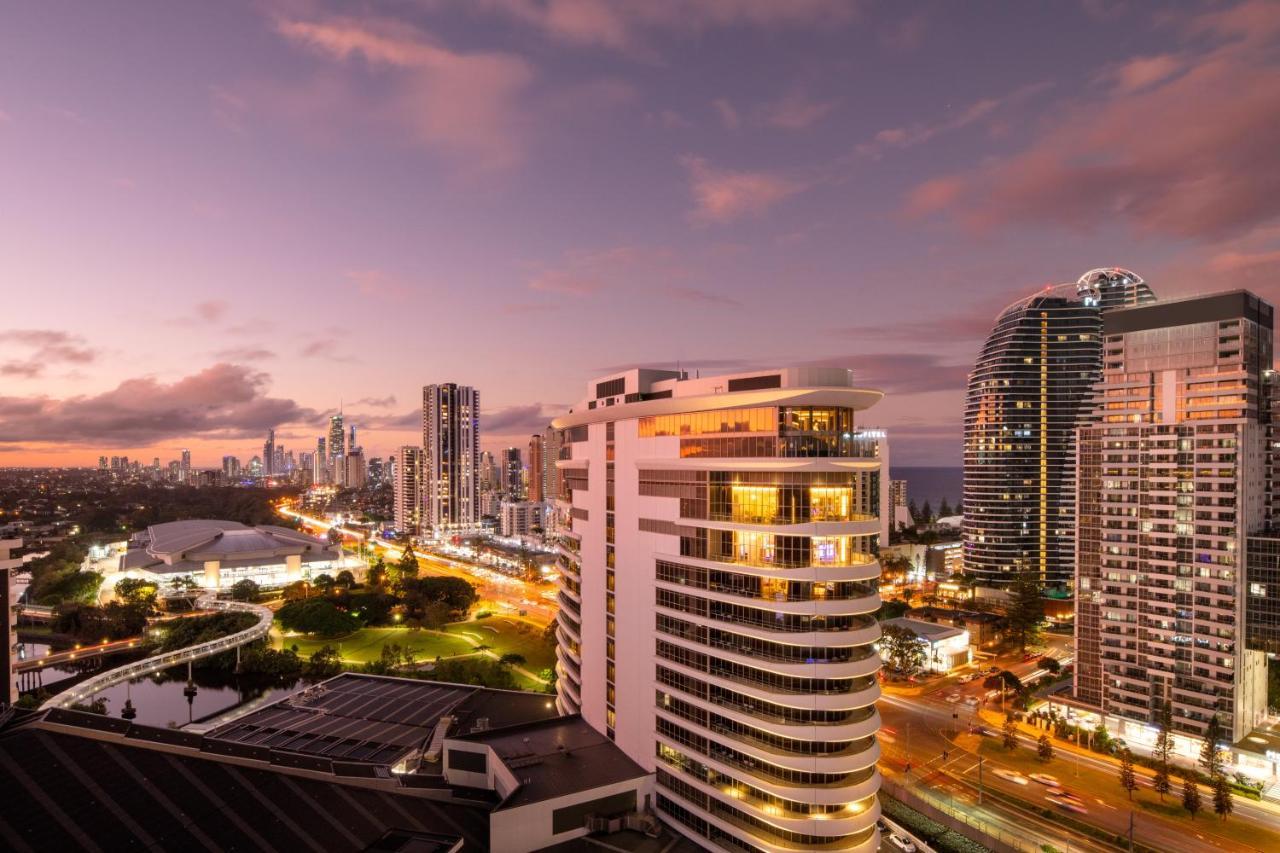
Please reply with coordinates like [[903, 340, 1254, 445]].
[[277, 598, 362, 637]]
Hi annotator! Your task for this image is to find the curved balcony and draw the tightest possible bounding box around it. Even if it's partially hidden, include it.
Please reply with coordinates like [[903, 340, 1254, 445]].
[[660, 740, 882, 806], [671, 768, 881, 840], [656, 578, 880, 619], [658, 782, 880, 853], [694, 517, 882, 538], [555, 625, 581, 661], [658, 709, 879, 775], [659, 658, 881, 710], [557, 611, 581, 644], [557, 588, 582, 616], [680, 690, 881, 743], [556, 643, 581, 682], [556, 661, 581, 707], [657, 552, 880, 585], [656, 603, 881, 647]]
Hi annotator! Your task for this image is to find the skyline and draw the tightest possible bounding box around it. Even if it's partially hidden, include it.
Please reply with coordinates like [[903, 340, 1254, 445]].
[[4, 1, 1280, 468]]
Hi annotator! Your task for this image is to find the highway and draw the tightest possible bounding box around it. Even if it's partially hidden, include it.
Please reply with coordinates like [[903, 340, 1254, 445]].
[[278, 504, 557, 626], [14, 637, 144, 672]]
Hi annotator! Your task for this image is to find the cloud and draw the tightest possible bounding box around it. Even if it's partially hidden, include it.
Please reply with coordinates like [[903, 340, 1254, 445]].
[[529, 246, 680, 295], [712, 98, 740, 130], [0, 364, 317, 447], [475, 0, 853, 55], [1, 330, 98, 378], [761, 91, 838, 130], [213, 347, 276, 362], [828, 301, 1004, 345], [904, 2, 1280, 241], [273, 14, 534, 171], [299, 339, 357, 362], [879, 10, 928, 51], [356, 395, 398, 408], [681, 155, 804, 224], [857, 82, 1050, 159], [799, 353, 971, 395], [485, 403, 564, 435], [663, 286, 742, 307], [1098, 54, 1186, 94]]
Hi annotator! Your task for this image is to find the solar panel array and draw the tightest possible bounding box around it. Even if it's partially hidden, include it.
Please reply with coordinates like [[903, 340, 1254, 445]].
[[208, 675, 477, 765]]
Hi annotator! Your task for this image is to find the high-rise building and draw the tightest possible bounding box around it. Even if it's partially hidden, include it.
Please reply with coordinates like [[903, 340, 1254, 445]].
[[528, 434, 545, 503], [329, 413, 346, 462], [98, 456, 108, 471], [180, 448, 192, 483], [314, 437, 328, 484], [889, 479, 912, 531], [222, 456, 241, 480], [394, 446, 423, 534], [503, 447, 523, 499], [552, 367, 884, 852], [963, 268, 1155, 588], [1074, 290, 1273, 746], [1, 537, 20, 707], [263, 429, 276, 476], [422, 383, 480, 535], [499, 501, 542, 538]]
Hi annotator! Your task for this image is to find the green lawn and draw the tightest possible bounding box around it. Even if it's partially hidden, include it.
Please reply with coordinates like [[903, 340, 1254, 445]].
[[274, 626, 477, 664], [444, 616, 556, 679]]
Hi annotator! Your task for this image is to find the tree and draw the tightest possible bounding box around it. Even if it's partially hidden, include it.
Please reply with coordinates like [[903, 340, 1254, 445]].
[[231, 579, 260, 602], [335, 569, 356, 587], [1039, 656, 1062, 675], [920, 500, 933, 523], [938, 498, 953, 518], [1118, 748, 1138, 801], [312, 573, 335, 592], [1006, 570, 1044, 654], [1002, 712, 1019, 750], [276, 598, 361, 637], [395, 545, 419, 585], [907, 499, 920, 525], [984, 670, 1024, 694], [1182, 773, 1203, 820], [1037, 733, 1054, 762], [283, 580, 312, 601], [498, 653, 526, 667], [114, 578, 158, 608], [1200, 715, 1224, 779], [1212, 772, 1233, 821], [306, 644, 343, 678], [1153, 699, 1174, 801], [879, 623, 925, 675]]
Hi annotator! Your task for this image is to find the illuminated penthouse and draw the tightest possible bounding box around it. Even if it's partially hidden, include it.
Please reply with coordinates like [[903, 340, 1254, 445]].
[[553, 367, 884, 853]]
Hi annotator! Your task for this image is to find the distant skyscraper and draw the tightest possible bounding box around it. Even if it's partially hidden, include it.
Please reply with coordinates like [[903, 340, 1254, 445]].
[[263, 429, 276, 476], [963, 268, 1155, 588], [222, 456, 241, 479], [98, 456, 108, 471], [180, 448, 192, 483], [502, 447, 522, 499], [889, 479, 912, 531], [349, 424, 357, 452], [1075, 290, 1272, 746], [422, 383, 480, 534], [329, 413, 345, 461], [527, 434, 545, 503], [394, 446, 423, 534], [542, 426, 562, 505]]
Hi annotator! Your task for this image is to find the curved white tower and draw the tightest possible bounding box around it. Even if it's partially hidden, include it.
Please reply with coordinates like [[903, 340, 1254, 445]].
[[553, 367, 883, 853]]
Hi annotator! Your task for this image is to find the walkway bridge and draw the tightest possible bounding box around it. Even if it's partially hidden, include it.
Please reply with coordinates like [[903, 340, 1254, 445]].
[[40, 596, 273, 711]]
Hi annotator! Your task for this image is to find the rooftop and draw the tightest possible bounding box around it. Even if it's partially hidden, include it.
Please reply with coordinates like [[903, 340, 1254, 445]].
[[455, 715, 650, 811], [883, 616, 967, 641], [206, 673, 559, 767], [121, 518, 339, 572]]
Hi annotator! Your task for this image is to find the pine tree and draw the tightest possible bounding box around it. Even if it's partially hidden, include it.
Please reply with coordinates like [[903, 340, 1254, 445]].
[[395, 544, 419, 586], [1200, 715, 1224, 779], [1153, 699, 1173, 801], [1037, 733, 1054, 762], [1182, 773, 1203, 820], [1119, 748, 1137, 801], [1212, 773, 1233, 821], [920, 500, 933, 523], [908, 498, 920, 525], [938, 498, 953, 518], [1006, 570, 1045, 653]]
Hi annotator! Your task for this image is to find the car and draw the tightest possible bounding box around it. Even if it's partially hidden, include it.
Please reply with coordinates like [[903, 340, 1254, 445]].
[[957, 672, 977, 683], [1029, 773, 1059, 786], [1051, 798, 1088, 815], [963, 696, 979, 707], [945, 693, 962, 703], [887, 834, 917, 852], [1047, 789, 1085, 805], [992, 769, 1029, 785]]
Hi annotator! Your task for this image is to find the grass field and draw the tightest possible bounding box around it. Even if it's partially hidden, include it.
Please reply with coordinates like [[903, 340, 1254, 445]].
[[445, 616, 555, 670], [273, 626, 477, 664]]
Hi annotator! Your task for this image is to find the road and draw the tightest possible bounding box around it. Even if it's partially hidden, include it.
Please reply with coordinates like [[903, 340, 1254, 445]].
[[278, 505, 556, 626], [880, 658, 1279, 853], [14, 637, 145, 671]]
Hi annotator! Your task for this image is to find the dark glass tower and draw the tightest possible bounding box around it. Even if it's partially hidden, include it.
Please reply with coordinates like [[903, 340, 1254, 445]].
[[962, 269, 1155, 588]]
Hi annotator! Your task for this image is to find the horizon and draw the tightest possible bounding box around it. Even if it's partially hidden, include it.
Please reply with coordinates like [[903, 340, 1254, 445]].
[[4, 1, 1279, 468]]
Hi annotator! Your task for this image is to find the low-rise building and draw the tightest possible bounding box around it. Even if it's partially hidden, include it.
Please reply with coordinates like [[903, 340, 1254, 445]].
[[881, 616, 972, 673]]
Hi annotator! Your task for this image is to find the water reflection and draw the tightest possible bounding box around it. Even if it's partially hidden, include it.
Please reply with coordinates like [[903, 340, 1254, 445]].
[[89, 667, 311, 729]]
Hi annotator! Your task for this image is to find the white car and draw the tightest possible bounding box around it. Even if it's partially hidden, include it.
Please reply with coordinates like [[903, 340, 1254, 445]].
[[887, 834, 917, 852], [945, 693, 962, 703], [992, 768, 1029, 785], [1029, 773, 1059, 786]]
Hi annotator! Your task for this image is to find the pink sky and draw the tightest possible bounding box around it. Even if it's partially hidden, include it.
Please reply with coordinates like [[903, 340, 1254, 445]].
[[3, 1, 1280, 468]]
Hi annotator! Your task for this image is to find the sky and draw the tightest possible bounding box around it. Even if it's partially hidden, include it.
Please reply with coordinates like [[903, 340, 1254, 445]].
[[2, 0, 1280, 469]]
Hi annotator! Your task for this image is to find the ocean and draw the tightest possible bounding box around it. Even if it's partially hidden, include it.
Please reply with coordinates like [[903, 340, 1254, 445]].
[[889, 466, 963, 511]]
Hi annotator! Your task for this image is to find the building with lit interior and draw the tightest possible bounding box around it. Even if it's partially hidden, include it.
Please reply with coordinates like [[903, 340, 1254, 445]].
[[553, 366, 884, 852], [2, 537, 20, 707], [879, 617, 971, 673], [113, 519, 359, 591], [423, 383, 481, 536], [963, 268, 1156, 588], [1074, 290, 1273, 748]]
